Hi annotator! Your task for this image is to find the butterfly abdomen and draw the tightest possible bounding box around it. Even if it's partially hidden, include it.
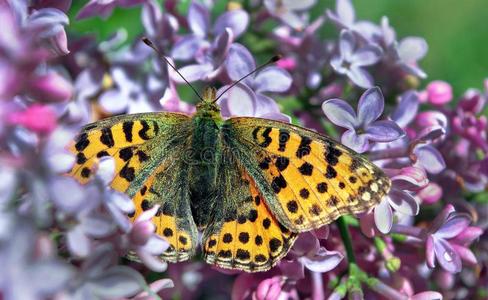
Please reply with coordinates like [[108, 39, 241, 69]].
[[188, 116, 222, 228]]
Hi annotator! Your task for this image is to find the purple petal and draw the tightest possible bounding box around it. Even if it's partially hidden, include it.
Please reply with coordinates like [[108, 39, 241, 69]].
[[425, 235, 436, 268], [451, 244, 478, 266], [391, 90, 419, 127], [365, 120, 404, 142], [341, 130, 369, 153], [213, 10, 249, 38], [387, 189, 419, 216], [218, 83, 256, 117], [400, 63, 427, 79], [142, 235, 170, 256], [391, 166, 428, 191], [30, 260, 74, 294], [136, 249, 167, 272], [347, 66, 374, 88], [255, 94, 282, 115], [99, 89, 129, 114], [292, 232, 319, 256], [374, 198, 393, 234], [433, 237, 462, 273], [435, 213, 471, 239], [260, 112, 292, 122], [339, 30, 355, 60], [279, 260, 305, 280], [410, 291, 443, 300], [451, 226, 483, 246], [67, 226, 91, 257], [77, 2, 116, 20], [357, 87, 384, 126], [171, 35, 207, 61], [414, 145, 446, 174], [90, 266, 145, 297], [336, 0, 355, 25], [82, 214, 115, 237], [188, 2, 209, 37], [176, 63, 214, 83], [321, 99, 357, 130], [283, 0, 316, 10], [398, 37, 428, 62], [226, 43, 256, 81], [301, 247, 344, 273], [415, 126, 445, 142], [350, 45, 383, 66], [429, 204, 456, 234], [254, 66, 292, 93], [211, 28, 234, 66]]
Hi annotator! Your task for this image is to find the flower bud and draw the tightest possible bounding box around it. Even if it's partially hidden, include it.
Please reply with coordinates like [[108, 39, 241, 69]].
[[426, 80, 453, 105]]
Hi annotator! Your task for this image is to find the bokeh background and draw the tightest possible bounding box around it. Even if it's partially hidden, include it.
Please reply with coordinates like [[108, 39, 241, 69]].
[[68, 0, 488, 93]]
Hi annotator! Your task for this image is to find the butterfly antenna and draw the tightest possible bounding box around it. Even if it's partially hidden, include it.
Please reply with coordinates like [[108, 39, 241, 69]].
[[142, 37, 204, 102], [213, 54, 282, 103]]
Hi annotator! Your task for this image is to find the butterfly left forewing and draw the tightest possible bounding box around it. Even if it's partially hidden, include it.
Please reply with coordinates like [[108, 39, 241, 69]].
[[224, 117, 391, 232], [69, 112, 198, 262]]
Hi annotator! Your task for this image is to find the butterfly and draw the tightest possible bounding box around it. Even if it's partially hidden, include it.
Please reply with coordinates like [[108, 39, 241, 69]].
[[68, 39, 391, 272]]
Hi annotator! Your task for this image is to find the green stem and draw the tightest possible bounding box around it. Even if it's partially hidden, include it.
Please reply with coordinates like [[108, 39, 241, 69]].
[[337, 216, 356, 264]]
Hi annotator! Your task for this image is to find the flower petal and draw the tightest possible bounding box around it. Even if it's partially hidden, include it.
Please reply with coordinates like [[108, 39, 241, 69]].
[[451, 244, 477, 266], [188, 2, 209, 37], [391, 90, 419, 127], [365, 120, 404, 142], [347, 66, 374, 88], [410, 291, 443, 300], [341, 130, 369, 153], [176, 63, 214, 83], [388, 189, 419, 216], [213, 10, 249, 38], [426, 235, 436, 268], [254, 66, 292, 93], [335, 0, 355, 25], [374, 198, 393, 234], [350, 45, 383, 66], [357, 87, 384, 126], [90, 266, 145, 298], [321, 99, 357, 130], [30, 260, 74, 295], [433, 237, 462, 273], [339, 29, 355, 60], [414, 145, 446, 174], [301, 247, 344, 273], [226, 43, 256, 81], [398, 37, 428, 62], [218, 83, 256, 117], [435, 213, 471, 240], [171, 35, 206, 61], [450, 226, 483, 246]]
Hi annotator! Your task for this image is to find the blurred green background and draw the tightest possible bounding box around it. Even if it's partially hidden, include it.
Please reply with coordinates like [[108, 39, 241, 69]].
[[68, 0, 488, 93]]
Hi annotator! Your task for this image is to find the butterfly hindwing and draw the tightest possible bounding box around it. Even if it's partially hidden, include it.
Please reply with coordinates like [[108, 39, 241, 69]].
[[225, 117, 391, 232], [69, 112, 198, 262], [202, 148, 298, 272]]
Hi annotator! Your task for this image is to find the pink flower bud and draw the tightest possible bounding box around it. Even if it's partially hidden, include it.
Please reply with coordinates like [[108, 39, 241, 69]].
[[275, 57, 296, 70], [8, 104, 57, 134], [426, 80, 452, 105], [254, 276, 283, 300], [417, 182, 442, 205], [28, 72, 73, 103]]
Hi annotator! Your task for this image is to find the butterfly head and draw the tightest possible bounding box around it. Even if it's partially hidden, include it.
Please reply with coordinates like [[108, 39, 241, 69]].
[[195, 86, 221, 119]]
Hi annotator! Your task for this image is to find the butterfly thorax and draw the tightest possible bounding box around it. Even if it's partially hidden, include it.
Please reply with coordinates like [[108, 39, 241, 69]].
[[189, 87, 225, 229]]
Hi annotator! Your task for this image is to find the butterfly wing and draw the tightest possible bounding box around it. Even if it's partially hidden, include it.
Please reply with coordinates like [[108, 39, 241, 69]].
[[69, 112, 198, 261], [202, 147, 298, 272], [223, 117, 391, 232]]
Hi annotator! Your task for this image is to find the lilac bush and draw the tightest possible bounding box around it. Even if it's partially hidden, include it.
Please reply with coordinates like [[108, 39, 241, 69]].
[[0, 0, 486, 299]]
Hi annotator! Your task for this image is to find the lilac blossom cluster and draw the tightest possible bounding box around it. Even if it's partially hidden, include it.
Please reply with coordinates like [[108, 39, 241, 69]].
[[0, 0, 486, 300]]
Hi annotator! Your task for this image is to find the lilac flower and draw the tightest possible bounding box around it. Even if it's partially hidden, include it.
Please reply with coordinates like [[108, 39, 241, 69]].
[[170, 2, 249, 82], [264, 0, 316, 30], [322, 87, 404, 152], [331, 30, 383, 88], [423, 81, 453, 106], [379, 17, 428, 78], [217, 83, 290, 122], [368, 166, 427, 234], [425, 205, 482, 273], [0, 221, 75, 300], [281, 231, 343, 276], [327, 0, 381, 41], [77, 0, 147, 20], [128, 205, 170, 272]]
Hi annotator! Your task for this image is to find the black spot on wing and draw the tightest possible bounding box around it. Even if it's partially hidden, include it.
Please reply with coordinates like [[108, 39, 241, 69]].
[[100, 127, 115, 147], [122, 121, 133, 142]]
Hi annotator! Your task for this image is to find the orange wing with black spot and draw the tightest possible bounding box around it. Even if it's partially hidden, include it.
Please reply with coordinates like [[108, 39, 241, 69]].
[[224, 117, 391, 232], [202, 149, 298, 272], [69, 112, 198, 262]]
